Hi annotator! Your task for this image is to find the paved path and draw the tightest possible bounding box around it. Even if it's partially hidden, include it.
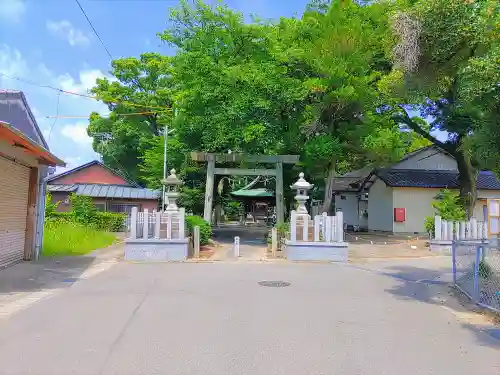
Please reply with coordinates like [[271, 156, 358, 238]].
[[0, 257, 498, 374]]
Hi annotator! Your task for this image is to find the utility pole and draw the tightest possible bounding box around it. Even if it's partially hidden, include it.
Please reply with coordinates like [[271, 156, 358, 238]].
[[162, 124, 168, 211]]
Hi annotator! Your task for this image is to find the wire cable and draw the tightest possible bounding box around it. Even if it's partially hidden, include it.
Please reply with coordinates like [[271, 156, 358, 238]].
[[47, 92, 61, 143], [43, 111, 158, 119], [0, 72, 172, 112], [75, 0, 113, 60]]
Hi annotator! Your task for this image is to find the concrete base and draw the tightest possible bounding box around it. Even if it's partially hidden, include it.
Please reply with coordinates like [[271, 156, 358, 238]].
[[429, 240, 489, 255], [285, 241, 348, 262], [125, 239, 189, 261], [429, 240, 453, 255]]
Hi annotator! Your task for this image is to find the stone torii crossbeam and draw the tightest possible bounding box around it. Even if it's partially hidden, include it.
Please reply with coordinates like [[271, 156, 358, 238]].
[[191, 152, 300, 225]]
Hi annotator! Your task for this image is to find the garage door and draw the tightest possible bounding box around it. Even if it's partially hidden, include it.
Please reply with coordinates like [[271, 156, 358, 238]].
[[0, 156, 30, 268]]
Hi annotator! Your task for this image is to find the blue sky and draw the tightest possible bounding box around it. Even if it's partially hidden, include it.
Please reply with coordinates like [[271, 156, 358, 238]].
[[0, 0, 309, 172]]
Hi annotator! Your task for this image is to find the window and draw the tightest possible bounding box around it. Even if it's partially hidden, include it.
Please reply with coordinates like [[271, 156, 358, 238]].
[[94, 204, 106, 212], [108, 203, 140, 214]]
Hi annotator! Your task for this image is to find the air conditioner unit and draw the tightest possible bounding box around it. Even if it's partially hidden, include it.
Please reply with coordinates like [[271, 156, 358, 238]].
[[359, 193, 369, 201]]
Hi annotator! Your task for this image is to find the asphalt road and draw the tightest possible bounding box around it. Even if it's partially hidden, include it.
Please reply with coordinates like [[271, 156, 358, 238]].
[[0, 259, 498, 375]]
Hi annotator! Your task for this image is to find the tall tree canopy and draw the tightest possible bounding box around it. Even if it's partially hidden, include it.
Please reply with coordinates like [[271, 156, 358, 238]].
[[382, 0, 500, 215], [85, 0, 483, 215]]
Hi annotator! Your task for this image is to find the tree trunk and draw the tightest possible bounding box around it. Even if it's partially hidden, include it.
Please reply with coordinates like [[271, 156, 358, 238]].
[[320, 161, 336, 215], [455, 150, 477, 219]]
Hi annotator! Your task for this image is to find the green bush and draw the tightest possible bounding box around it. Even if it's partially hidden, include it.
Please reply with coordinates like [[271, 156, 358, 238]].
[[186, 215, 212, 245], [45, 193, 126, 231], [94, 212, 127, 232], [45, 192, 60, 217], [478, 260, 493, 279], [276, 222, 290, 236], [49, 211, 72, 221], [424, 189, 466, 235]]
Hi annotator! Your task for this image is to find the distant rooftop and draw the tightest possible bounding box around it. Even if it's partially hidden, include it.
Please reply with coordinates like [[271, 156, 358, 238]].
[[48, 184, 160, 200]]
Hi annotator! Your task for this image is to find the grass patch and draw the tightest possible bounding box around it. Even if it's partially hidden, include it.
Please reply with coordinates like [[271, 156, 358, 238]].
[[42, 220, 117, 257]]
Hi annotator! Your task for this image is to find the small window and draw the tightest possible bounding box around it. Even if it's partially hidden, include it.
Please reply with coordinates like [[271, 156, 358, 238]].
[[340, 195, 346, 200], [94, 204, 106, 212]]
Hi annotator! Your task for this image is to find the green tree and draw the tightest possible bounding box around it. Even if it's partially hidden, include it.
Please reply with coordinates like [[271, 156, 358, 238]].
[[382, 0, 499, 216], [87, 53, 173, 183]]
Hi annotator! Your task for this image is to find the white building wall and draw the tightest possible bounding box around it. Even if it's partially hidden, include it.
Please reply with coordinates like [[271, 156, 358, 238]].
[[393, 148, 457, 170], [391, 188, 500, 233], [334, 193, 359, 227], [392, 188, 439, 233], [368, 179, 393, 231]]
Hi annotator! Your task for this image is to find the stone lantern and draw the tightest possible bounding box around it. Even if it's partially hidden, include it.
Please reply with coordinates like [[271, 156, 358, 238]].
[[161, 169, 183, 212], [290, 172, 313, 215]]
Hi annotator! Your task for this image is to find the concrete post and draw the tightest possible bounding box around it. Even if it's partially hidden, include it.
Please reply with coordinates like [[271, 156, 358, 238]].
[[234, 236, 240, 257], [435, 216, 442, 240], [179, 208, 185, 239], [130, 206, 138, 239], [154, 210, 161, 239], [142, 209, 149, 239], [313, 215, 320, 242], [271, 227, 278, 258], [194, 226, 200, 258], [290, 210, 297, 241]]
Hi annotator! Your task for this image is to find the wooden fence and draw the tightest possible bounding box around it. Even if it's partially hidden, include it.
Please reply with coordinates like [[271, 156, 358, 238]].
[[289, 210, 344, 243], [434, 215, 488, 241], [129, 207, 185, 240]]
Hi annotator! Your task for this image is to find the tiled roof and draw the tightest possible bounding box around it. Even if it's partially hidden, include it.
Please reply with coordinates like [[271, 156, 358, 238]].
[[377, 169, 500, 190], [47, 160, 140, 187], [332, 167, 374, 192], [0, 90, 48, 148], [331, 177, 365, 192], [48, 184, 160, 199]]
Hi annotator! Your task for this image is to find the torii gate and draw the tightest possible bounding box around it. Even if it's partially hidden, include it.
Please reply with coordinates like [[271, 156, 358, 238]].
[[191, 152, 300, 225]]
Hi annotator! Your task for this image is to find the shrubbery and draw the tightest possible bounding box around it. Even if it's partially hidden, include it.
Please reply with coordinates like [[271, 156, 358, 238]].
[[424, 189, 466, 235], [45, 193, 126, 232], [185, 215, 212, 245]]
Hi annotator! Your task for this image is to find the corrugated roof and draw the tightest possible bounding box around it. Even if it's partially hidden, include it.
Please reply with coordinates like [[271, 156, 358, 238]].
[[48, 184, 160, 199], [230, 188, 274, 197], [377, 169, 500, 190], [48, 184, 78, 192]]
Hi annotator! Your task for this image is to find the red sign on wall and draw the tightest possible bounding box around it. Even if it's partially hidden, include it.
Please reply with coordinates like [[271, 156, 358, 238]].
[[394, 208, 406, 222]]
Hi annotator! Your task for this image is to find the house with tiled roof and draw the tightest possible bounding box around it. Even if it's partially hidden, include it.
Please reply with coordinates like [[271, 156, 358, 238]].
[[333, 145, 500, 234], [0, 90, 65, 268], [47, 160, 160, 214]]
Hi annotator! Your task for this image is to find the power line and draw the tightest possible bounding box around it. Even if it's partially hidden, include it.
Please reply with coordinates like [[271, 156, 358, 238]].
[[74, 0, 154, 102], [0, 72, 172, 112], [43, 111, 159, 119], [75, 0, 113, 60], [47, 92, 61, 142]]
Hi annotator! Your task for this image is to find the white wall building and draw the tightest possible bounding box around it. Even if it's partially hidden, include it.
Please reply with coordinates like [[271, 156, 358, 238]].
[[333, 146, 500, 234]]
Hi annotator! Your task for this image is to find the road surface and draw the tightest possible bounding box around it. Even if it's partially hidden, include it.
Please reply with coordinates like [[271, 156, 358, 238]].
[[0, 258, 498, 375]]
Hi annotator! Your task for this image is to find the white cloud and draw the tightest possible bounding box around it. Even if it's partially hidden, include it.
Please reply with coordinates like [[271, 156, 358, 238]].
[[57, 69, 109, 95], [0, 0, 26, 23], [46, 20, 91, 47], [0, 45, 27, 76], [0, 44, 108, 165], [60, 121, 93, 146], [55, 156, 83, 173]]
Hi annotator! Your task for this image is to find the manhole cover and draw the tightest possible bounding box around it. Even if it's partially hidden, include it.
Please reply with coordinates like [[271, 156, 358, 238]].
[[258, 281, 291, 288]]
